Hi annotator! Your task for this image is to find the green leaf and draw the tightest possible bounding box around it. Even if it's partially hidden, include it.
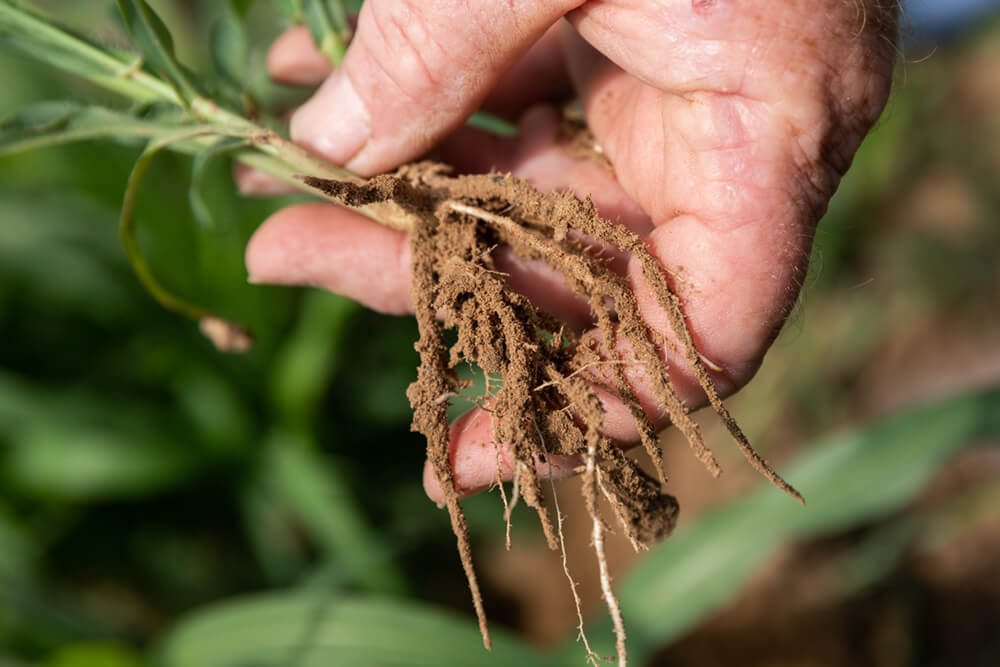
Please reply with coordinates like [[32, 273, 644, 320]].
[[116, 0, 201, 104], [579, 384, 1000, 662], [3, 424, 194, 501], [156, 591, 556, 667], [189, 136, 248, 230], [0, 373, 199, 501], [271, 291, 359, 426], [211, 4, 249, 90], [261, 431, 407, 595]]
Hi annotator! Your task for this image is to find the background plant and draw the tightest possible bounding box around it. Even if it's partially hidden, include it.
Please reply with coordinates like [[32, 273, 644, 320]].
[[1, 2, 999, 666]]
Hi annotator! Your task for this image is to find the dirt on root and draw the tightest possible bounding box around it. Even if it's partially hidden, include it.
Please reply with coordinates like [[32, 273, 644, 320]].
[[557, 103, 613, 171], [301, 162, 801, 663]]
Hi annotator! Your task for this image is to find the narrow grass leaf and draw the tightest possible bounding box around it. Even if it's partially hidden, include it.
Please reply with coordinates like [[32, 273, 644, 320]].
[[116, 0, 201, 104], [211, 4, 249, 90], [270, 291, 359, 427], [4, 425, 194, 501], [156, 591, 556, 667], [0, 3, 143, 100], [0, 373, 199, 501], [262, 431, 408, 595]]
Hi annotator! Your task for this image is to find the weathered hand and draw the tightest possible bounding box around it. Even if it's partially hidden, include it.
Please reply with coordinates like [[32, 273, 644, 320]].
[[244, 1, 898, 503]]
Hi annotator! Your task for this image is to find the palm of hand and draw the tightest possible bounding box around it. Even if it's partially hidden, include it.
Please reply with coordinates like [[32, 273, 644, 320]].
[[245, 0, 897, 501]]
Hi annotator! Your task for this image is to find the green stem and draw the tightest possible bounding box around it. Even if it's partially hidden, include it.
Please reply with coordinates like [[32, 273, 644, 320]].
[[0, 1, 363, 339], [1, 2, 516, 183], [0, 2, 354, 186], [0, 2, 176, 102], [186, 98, 353, 180]]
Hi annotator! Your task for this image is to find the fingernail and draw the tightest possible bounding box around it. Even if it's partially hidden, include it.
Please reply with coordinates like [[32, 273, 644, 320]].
[[291, 70, 371, 167]]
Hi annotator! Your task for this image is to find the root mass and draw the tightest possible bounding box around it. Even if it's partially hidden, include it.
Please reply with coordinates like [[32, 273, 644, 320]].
[[301, 162, 801, 663]]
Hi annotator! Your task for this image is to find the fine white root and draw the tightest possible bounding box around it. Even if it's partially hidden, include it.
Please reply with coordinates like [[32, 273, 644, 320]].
[[493, 442, 512, 551], [533, 359, 646, 392], [594, 469, 627, 667], [535, 424, 601, 666]]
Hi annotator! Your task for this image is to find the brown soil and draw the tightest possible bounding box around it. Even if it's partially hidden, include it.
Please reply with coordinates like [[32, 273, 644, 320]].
[[300, 163, 802, 662]]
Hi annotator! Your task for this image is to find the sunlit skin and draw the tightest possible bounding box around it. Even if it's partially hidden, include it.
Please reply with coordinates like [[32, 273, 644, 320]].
[[242, 1, 898, 504]]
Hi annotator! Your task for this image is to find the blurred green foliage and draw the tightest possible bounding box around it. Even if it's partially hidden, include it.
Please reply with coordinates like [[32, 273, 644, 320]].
[[1, 2, 999, 666]]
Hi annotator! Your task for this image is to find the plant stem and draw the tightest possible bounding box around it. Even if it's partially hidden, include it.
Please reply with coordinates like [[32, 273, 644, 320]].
[[0, 1, 371, 341], [186, 98, 354, 181], [0, 1, 354, 187], [1, 2, 517, 189], [0, 2, 175, 102]]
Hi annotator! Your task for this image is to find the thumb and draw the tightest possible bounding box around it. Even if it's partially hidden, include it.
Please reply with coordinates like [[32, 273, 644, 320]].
[[290, 0, 581, 176]]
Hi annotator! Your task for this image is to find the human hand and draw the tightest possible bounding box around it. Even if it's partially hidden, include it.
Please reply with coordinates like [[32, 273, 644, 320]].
[[244, 1, 898, 503]]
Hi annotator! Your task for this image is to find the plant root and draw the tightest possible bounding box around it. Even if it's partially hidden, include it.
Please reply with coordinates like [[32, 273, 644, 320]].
[[299, 162, 801, 659]]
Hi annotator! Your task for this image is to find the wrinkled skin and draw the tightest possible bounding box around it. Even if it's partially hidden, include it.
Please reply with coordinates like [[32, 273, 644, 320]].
[[243, 0, 898, 503]]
